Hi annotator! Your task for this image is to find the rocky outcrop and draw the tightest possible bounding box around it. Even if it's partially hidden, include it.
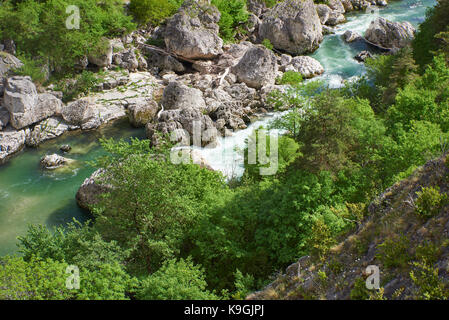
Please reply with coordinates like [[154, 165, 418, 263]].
[[113, 49, 139, 72], [282, 56, 324, 79], [0, 106, 10, 130], [354, 50, 373, 62], [232, 45, 278, 89], [26, 117, 74, 147], [127, 98, 159, 127], [0, 52, 22, 95], [161, 81, 206, 111], [258, 0, 323, 55], [40, 153, 70, 170], [365, 17, 416, 50], [248, 155, 449, 300], [164, 0, 223, 59], [3, 76, 62, 130], [76, 169, 110, 210], [0, 127, 28, 163], [247, 0, 267, 17], [147, 108, 218, 147], [61, 98, 98, 129]]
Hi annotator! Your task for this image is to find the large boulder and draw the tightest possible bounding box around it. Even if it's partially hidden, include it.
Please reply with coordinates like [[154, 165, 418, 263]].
[[0, 52, 22, 95], [161, 81, 206, 111], [147, 108, 217, 147], [0, 127, 28, 163], [283, 56, 324, 78], [259, 0, 323, 55], [61, 98, 99, 128], [164, 0, 223, 59], [365, 17, 416, 49], [127, 98, 159, 127], [232, 45, 278, 89], [3, 76, 62, 130], [26, 117, 72, 147]]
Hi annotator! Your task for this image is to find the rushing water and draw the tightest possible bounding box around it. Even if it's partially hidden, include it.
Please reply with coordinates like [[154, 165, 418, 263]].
[[197, 0, 437, 177], [0, 0, 436, 255]]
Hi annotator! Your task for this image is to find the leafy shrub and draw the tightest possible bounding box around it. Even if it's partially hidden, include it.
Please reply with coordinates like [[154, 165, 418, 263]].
[[233, 269, 255, 300], [415, 186, 448, 219], [276, 71, 303, 85], [376, 235, 410, 269], [410, 260, 449, 300], [136, 258, 218, 300], [350, 278, 370, 300], [129, 0, 181, 25], [212, 0, 249, 43], [54, 70, 103, 102], [307, 218, 335, 261], [0, 0, 135, 74], [13, 55, 47, 86]]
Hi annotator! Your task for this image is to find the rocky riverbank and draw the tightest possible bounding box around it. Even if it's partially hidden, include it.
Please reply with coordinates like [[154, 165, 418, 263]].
[[0, 0, 416, 165]]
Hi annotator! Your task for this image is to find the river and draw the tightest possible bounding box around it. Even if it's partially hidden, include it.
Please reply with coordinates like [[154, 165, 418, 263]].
[[0, 0, 436, 256]]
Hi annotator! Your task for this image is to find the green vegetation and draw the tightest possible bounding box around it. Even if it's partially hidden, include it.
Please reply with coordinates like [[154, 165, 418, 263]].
[[0, 0, 135, 74], [410, 260, 449, 300], [54, 70, 104, 102], [136, 258, 218, 300], [212, 0, 249, 43], [1, 0, 449, 302], [129, 0, 182, 26], [276, 70, 303, 85], [376, 235, 411, 269], [415, 186, 448, 218], [262, 38, 274, 50]]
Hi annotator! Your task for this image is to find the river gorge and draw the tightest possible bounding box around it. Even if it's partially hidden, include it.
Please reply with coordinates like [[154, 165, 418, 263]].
[[0, 0, 436, 256]]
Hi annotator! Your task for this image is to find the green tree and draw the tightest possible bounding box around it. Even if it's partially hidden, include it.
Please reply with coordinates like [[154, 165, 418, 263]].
[[136, 258, 218, 300], [0, 256, 72, 300]]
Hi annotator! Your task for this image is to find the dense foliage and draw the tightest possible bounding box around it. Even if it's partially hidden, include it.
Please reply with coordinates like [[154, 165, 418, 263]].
[[0, 0, 135, 74], [1, 0, 449, 301]]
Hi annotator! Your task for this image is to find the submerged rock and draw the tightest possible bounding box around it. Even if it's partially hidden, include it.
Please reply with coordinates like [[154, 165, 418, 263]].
[[258, 0, 323, 55], [60, 144, 72, 153], [354, 50, 373, 62], [365, 17, 416, 50], [40, 154, 70, 170]]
